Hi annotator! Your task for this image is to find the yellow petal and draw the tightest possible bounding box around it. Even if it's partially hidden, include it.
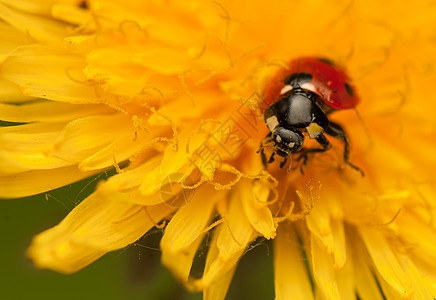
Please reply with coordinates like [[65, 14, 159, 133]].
[[0, 122, 68, 174], [306, 192, 346, 268], [241, 180, 276, 239], [1, 45, 100, 103], [78, 134, 148, 171], [162, 234, 204, 288], [79, 119, 173, 172], [198, 186, 257, 289], [0, 79, 34, 103], [305, 197, 331, 243], [0, 150, 70, 174], [274, 222, 314, 300], [0, 122, 64, 150], [27, 188, 174, 274], [376, 274, 409, 300], [0, 21, 29, 62], [160, 186, 220, 284], [0, 101, 111, 123], [0, 2, 68, 41], [216, 187, 256, 261], [161, 185, 220, 252], [139, 161, 195, 199], [203, 267, 236, 300], [335, 233, 356, 300], [396, 253, 434, 300], [359, 226, 409, 297], [310, 233, 340, 300], [155, 92, 224, 123], [350, 229, 385, 300], [50, 114, 129, 162], [104, 155, 161, 191], [0, 0, 82, 15], [330, 218, 346, 269], [395, 210, 436, 264], [134, 46, 192, 75], [203, 227, 237, 300], [159, 123, 205, 177], [139, 165, 167, 196], [84, 45, 153, 95], [138, 124, 204, 196], [96, 188, 162, 207], [51, 3, 92, 26], [0, 165, 98, 198]]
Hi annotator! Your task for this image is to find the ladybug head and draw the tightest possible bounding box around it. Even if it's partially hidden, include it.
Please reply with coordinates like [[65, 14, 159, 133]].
[[272, 127, 304, 157]]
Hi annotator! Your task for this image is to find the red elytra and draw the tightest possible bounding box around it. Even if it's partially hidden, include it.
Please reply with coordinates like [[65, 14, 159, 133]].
[[262, 57, 359, 113]]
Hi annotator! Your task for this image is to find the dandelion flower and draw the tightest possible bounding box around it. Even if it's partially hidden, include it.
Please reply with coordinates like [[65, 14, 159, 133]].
[[1, 0, 436, 299]]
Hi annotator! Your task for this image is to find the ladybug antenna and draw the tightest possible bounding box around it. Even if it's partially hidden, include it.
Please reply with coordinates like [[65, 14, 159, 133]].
[[256, 143, 264, 153], [256, 141, 274, 153], [256, 144, 264, 153]]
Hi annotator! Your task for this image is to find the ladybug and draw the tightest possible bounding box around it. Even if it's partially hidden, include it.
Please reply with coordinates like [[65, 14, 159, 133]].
[[259, 57, 362, 174]]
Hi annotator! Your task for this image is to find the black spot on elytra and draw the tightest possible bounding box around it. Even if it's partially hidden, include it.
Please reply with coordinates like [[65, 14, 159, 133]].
[[344, 82, 354, 97], [317, 58, 335, 66], [283, 73, 313, 87]]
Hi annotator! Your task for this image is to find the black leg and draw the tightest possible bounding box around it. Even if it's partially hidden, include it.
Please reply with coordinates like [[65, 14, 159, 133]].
[[325, 121, 364, 176], [291, 133, 331, 173], [260, 147, 268, 169], [279, 157, 287, 169], [315, 133, 332, 150], [296, 147, 327, 163], [268, 152, 276, 163], [295, 147, 325, 173], [259, 132, 273, 169]]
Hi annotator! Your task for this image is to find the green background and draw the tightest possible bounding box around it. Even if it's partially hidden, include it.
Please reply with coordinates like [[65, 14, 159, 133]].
[[0, 172, 274, 300]]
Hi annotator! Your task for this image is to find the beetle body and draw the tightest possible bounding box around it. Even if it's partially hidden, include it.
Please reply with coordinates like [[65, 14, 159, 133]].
[[260, 57, 361, 173]]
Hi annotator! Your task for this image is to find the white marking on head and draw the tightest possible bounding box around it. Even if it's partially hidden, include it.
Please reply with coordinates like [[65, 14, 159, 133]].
[[280, 85, 293, 95], [266, 116, 279, 131], [276, 135, 282, 143], [300, 82, 316, 92], [288, 142, 295, 148]]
